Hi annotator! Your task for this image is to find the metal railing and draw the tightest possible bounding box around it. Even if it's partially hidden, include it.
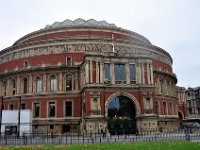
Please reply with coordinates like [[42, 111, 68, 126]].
[[0, 128, 200, 146]]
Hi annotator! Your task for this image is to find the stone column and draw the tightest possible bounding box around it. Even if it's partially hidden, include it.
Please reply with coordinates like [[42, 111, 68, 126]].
[[85, 62, 89, 84], [16, 76, 20, 94], [90, 61, 93, 83], [29, 75, 32, 93], [6, 80, 10, 96], [96, 61, 99, 84], [150, 64, 154, 84], [126, 63, 130, 84], [58, 72, 63, 91], [136, 64, 141, 84], [110, 63, 115, 84], [100, 62, 103, 84], [43, 74, 47, 92], [141, 64, 144, 85], [75, 71, 78, 90], [147, 64, 150, 85]]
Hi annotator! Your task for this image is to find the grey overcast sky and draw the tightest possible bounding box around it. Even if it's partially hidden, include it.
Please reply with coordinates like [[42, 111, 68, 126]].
[[0, 0, 199, 88]]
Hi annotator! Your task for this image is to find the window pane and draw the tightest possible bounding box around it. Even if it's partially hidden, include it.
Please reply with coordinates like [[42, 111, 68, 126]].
[[67, 57, 71, 66], [104, 64, 110, 80], [49, 102, 55, 117], [36, 77, 42, 93], [50, 75, 57, 91], [130, 64, 135, 80], [114, 64, 125, 80], [163, 102, 167, 115], [65, 101, 72, 117], [23, 78, 28, 94], [21, 103, 26, 110], [9, 104, 14, 110], [34, 102, 40, 117], [12, 80, 16, 95], [66, 75, 72, 91]]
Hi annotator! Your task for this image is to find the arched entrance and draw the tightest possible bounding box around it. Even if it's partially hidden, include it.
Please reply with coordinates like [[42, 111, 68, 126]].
[[107, 96, 137, 134]]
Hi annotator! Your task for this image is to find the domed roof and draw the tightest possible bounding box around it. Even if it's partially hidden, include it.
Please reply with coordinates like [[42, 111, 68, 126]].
[[11, 18, 151, 47], [44, 18, 117, 29]]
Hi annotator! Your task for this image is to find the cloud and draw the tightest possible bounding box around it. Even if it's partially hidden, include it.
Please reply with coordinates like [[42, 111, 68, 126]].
[[0, 0, 200, 87]]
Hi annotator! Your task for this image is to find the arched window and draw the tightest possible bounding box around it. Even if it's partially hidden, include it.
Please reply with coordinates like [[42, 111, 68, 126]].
[[35, 76, 42, 93], [50, 75, 57, 92], [12, 79, 16, 95], [66, 74, 72, 91], [23, 78, 28, 94]]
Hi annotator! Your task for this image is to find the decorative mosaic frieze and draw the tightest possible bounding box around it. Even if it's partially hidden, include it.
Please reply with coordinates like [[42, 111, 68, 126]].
[[0, 43, 171, 65]]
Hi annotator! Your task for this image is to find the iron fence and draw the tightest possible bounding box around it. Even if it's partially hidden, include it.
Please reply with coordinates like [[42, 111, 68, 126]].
[[0, 128, 200, 146]]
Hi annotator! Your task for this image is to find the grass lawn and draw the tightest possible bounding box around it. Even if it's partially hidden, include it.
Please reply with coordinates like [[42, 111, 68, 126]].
[[0, 141, 200, 150]]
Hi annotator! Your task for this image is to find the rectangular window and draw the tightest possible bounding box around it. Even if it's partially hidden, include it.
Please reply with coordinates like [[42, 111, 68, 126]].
[[9, 104, 14, 110], [12, 88, 16, 95], [163, 102, 167, 115], [104, 63, 110, 81], [21, 103, 26, 110], [130, 64, 135, 80], [189, 108, 192, 114], [67, 57, 72, 66], [12, 80, 16, 95], [50, 76, 57, 92], [49, 101, 56, 117], [36, 79, 42, 93], [65, 101, 72, 117], [114, 64, 125, 81], [23, 79, 28, 94], [33, 102, 40, 118], [50, 125, 54, 130]]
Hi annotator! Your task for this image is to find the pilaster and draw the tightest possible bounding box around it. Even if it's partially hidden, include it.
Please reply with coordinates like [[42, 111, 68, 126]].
[[17, 76, 20, 94], [90, 61, 93, 83], [58, 72, 63, 91], [126, 63, 130, 84], [43, 74, 47, 92], [85, 62, 89, 84], [29, 75, 32, 93], [110, 63, 115, 84], [96, 61, 99, 83], [100, 62, 103, 84]]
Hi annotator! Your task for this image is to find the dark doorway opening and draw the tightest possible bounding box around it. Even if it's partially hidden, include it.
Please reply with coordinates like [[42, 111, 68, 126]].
[[107, 96, 137, 134], [62, 124, 71, 133], [178, 112, 183, 128]]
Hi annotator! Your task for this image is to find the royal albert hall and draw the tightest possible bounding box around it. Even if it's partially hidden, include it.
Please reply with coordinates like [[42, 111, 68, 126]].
[[0, 19, 187, 134]]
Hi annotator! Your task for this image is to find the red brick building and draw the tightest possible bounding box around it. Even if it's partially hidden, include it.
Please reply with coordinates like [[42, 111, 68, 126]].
[[0, 19, 188, 133]]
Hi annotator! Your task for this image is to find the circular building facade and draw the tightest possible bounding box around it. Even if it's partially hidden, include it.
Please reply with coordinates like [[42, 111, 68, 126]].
[[0, 19, 179, 134]]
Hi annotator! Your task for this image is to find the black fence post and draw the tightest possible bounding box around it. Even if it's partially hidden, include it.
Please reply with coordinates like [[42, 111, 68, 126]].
[[82, 132, 84, 144]]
